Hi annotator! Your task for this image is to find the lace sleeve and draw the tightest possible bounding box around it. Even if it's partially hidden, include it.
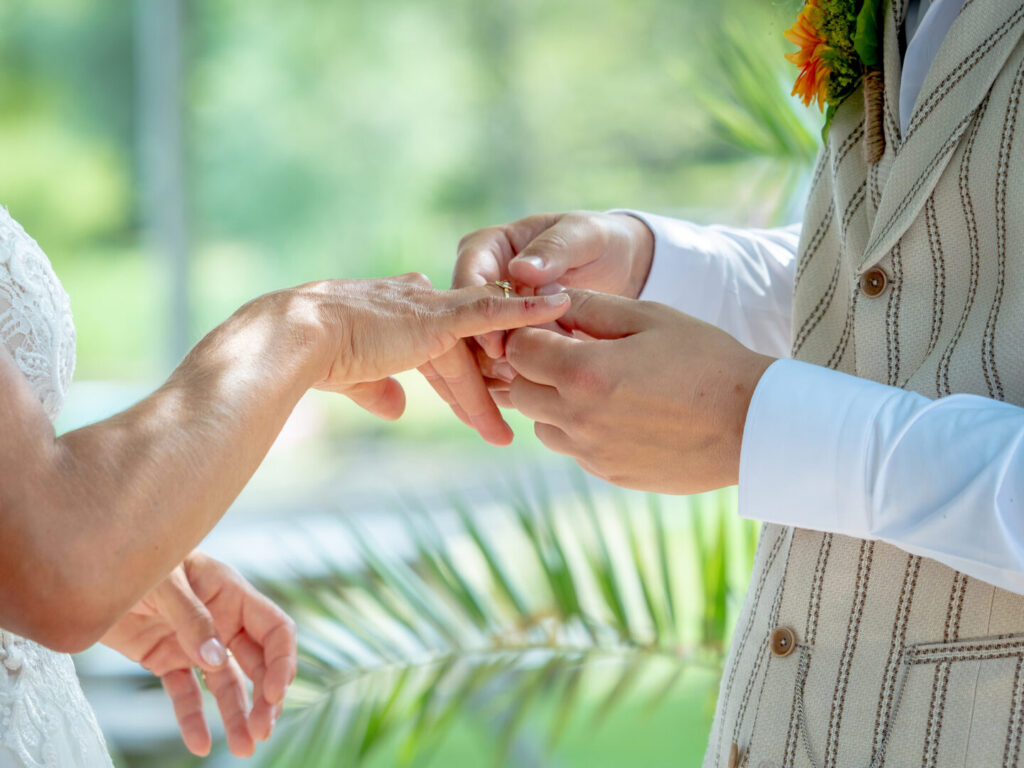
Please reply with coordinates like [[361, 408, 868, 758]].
[[0, 209, 76, 421]]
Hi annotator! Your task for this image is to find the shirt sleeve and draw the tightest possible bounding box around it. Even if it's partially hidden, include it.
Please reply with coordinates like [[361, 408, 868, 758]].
[[740, 358, 1024, 594], [614, 210, 801, 358]]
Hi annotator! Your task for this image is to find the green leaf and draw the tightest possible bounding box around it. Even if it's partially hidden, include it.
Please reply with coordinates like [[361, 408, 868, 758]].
[[651, 496, 680, 639], [400, 500, 494, 634], [627, 497, 667, 641], [821, 102, 839, 143], [546, 660, 586, 751], [854, 0, 884, 68], [450, 497, 531, 619]]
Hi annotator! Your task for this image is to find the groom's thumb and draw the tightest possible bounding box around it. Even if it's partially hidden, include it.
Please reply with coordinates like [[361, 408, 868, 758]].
[[154, 569, 227, 673], [556, 289, 649, 340], [507, 227, 581, 287]]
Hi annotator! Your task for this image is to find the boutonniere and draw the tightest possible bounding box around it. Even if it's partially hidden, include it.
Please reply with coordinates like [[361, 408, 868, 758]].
[[785, 0, 886, 162]]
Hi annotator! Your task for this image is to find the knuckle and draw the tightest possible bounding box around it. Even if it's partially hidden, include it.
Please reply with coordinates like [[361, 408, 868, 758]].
[[577, 457, 607, 482], [566, 357, 607, 394], [563, 209, 594, 227], [507, 390, 522, 413], [457, 228, 484, 251], [534, 421, 556, 446], [282, 615, 298, 644], [177, 594, 210, 624], [537, 230, 570, 254], [636, 298, 664, 316], [457, 226, 500, 253], [504, 331, 527, 365], [589, 456, 620, 485], [592, 211, 615, 242], [593, 441, 617, 467], [573, 290, 601, 318], [568, 209, 604, 239], [509, 386, 534, 416], [140, 638, 175, 675], [560, 403, 585, 432], [400, 271, 432, 288], [472, 295, 503, 319]]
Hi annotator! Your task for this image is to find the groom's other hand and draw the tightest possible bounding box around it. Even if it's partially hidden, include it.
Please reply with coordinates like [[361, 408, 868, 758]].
[[453, 211, 654, 357], [422, 212, 655, 444], [506, 290, 775, 494]]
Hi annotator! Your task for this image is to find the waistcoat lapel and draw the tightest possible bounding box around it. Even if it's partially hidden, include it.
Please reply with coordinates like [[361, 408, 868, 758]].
[[860, 0, 1024, 271]]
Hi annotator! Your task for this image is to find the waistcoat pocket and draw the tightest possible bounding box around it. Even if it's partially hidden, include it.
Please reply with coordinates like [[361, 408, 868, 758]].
[[793, 633, 1024, 768]]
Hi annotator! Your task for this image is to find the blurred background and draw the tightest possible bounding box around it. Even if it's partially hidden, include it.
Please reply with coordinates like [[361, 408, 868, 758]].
[[0, 0, 818, 765]]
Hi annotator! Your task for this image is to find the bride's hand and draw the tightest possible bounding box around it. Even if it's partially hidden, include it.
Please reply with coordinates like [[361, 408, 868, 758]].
[[100, 551, 297, 758], [275, 273, 570, 440]]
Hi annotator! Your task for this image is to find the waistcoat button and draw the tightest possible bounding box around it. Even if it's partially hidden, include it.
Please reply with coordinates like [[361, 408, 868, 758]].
[[727, 742, 739, 768], [860, 267, 888, 297], [770, 626, 797, 657]]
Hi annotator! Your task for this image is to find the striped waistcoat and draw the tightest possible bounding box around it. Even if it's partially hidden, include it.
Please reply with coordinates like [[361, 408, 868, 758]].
[[704, 2, 1024, 767]]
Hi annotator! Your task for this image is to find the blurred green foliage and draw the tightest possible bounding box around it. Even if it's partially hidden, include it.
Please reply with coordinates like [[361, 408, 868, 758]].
[[0, 0, 807, 382]]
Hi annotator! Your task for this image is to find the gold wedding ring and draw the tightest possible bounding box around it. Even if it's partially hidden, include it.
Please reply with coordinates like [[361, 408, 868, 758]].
[[197, 647, 233, 684], [493, 280, 513, 298]]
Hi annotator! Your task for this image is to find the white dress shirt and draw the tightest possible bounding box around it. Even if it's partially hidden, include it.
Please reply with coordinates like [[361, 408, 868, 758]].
[[627, 0, 1024, 596], [900, 0, 969, 134]]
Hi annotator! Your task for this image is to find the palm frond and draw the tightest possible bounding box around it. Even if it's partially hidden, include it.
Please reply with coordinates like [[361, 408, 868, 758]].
[[690, 18, 819, 164], [252, 471, 757, 766], [673, 11, 820, 225]]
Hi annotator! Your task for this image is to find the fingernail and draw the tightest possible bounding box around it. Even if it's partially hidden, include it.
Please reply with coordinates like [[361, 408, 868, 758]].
[[515, 255, 545, 270], [536, 282, 566, 296], [494, 361, 515, 381], [200, 638, 228, 668], [544, 292, 570, 305]]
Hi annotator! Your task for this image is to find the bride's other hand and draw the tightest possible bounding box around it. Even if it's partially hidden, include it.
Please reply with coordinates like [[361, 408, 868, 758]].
[[100, 551, 297, 758]]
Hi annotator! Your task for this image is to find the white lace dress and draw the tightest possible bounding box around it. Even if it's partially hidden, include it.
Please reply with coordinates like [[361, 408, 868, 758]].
[[0, 207, 113, 767]]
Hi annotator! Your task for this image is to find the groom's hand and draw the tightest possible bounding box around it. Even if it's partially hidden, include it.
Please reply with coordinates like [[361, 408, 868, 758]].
[[421, 211, 654, 444], [505, 290, 775, 494], [453, 211, 654, 360]]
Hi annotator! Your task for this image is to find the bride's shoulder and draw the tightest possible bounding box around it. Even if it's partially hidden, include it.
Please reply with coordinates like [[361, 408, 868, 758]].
[[0, 205, 50, 265], [0, 204, 76, 420]]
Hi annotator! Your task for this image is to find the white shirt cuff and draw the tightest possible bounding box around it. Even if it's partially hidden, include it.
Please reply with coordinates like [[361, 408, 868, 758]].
[[611, 211, 722, 314], [738, 358, 1024, 595], [611, 210, 800, 358], [738, 358, 901, 538]]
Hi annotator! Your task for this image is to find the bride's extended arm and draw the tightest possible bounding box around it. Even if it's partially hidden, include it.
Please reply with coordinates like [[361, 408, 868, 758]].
[[0, 274, 569, 653]]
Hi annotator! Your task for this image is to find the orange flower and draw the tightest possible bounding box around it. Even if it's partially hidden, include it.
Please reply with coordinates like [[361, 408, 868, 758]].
[[785, 0, 831, 111]]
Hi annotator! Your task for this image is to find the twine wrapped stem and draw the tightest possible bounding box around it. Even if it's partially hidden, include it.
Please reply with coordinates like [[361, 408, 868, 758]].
[[863, 67, 886, 163]]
